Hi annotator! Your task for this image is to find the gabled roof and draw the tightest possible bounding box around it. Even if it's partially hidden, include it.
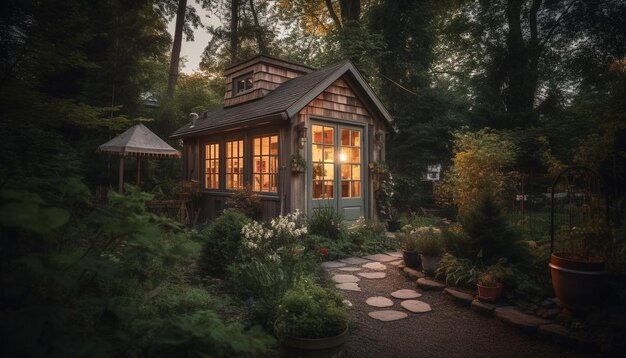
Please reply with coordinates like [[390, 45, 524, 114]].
[[98, 123, 181, 157], [171, 60, 395, 139]]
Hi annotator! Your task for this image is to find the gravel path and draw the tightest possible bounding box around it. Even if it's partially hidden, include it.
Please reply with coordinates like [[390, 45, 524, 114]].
[[326, 256, 585, 358]]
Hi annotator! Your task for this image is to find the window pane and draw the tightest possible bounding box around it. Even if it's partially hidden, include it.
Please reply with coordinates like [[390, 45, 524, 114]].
[[313, 181, 323, 198], [254, 138, 260, 154], [313, 164, 324, 180], [251, 135, 279, 193], [323, 127, 334, 145], [313, 125, 323, 144], [261, 136, 268, 155], [341, 164, 350, 180], [341, 181, 350, 198], [254, 175, 261, 191], [323, 147, 334, 162], [351, 147, 360, 163], [352, 181, 361, 197], [324, 181, 334, 198], [270, 136, 278, 154], [324, 163, 334, 180], [351, 130, 360, 147], [341, 129, 350, 146], [312, 144, 323, 162], [352, 165, 361, 180]]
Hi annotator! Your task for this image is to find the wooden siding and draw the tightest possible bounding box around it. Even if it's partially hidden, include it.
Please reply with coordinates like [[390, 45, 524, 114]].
[[198, 193, 280, 222], [297, 78, 374, 125], [224, 62, 306, 107]]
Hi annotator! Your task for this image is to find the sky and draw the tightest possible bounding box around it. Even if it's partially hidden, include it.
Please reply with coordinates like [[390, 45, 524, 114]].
[[166, 4, 218, 74]]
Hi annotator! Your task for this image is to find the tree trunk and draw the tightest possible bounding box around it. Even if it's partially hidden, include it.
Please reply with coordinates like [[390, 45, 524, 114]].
[[230, 0, 239, 63], [167, 0, 187, 98], [248, 0, 267, 54]]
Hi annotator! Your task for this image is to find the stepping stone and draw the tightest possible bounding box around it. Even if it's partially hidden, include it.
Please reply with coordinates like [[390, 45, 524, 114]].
[[340, 257, 371, 265], [417, 278, 446, 291], [362, 262, 386, 271], [366, 296, 394, 308], [336, 283, 361, 291], [363, 253, 398, 262], [333, 274, 360, 283], [338, 267, 361, 272], [390, 289, 422, 299], [401, 300, 432, 313], [384, 232, 396, 239], [358, 272, 386, 279], [321, 261, 346, 269], [387, 260, 403, 266], [342, 299, 353, 308], [443, 288, 475, 307], [495, 306, 551, 333], [386, 251, 403, 258], [368, 310, 408, 322]]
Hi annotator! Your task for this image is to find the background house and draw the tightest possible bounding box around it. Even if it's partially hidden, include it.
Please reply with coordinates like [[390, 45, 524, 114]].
[[171, 55, 395, 221]]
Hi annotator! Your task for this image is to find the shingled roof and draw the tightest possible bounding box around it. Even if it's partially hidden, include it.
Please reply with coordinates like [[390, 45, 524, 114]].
[[171, 60, 395, 139]]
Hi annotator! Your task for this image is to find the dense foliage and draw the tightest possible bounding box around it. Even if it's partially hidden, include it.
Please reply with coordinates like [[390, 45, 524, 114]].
[[198, 209, 251, 277]]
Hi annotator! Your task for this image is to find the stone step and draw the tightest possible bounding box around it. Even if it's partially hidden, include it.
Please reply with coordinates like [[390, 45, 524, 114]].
[[494, 306, 551, 333], [471, 299, 497, 316], [416, 278, 446, 291], [402, 267, 426, 280], [443, 288, 475, 307]]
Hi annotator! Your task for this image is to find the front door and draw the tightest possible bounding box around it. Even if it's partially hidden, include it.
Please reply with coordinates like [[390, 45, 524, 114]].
[[309, 122, 364, 221]]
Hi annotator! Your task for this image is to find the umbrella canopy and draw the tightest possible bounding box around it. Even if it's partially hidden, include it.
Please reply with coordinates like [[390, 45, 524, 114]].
[[97, 123, 181, 192]]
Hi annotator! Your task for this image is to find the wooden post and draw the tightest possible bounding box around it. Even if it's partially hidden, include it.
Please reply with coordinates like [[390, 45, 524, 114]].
[[118, 156, 125, 193], [136, 157, 141, 185]]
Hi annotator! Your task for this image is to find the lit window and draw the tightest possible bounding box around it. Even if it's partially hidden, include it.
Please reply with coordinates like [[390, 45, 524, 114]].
[[234, 73, 253, 94], [204, 143, 220, 189], [312, 125, 334, 199], [253, 135, 279, 193], [225, 140, 244, 190], [340, 129, 361, 198]]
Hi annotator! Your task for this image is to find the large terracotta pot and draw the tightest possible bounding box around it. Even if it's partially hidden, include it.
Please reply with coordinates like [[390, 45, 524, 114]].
[[476, 283, 504, 302], [420, 254, 441, 274], [402, 250, 421, 269], [280, 326, 349, 358], [549, 252, 607, 312]]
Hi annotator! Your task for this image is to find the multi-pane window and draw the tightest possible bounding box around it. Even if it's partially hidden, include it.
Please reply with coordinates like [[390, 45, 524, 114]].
[[204, 143, 219, 189], [340, 129, 361, 198], [312, 125, 335, 199], [234, 73, 253, 94], [225, 140, 244, 190], [253, 135, 279, 193]]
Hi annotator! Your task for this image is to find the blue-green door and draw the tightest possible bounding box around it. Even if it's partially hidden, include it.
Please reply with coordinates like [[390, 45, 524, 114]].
[[309, 122, 364, 221]]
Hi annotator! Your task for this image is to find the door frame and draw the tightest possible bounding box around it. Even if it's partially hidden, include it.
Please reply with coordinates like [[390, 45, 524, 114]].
[[306, 117, 368, 221]]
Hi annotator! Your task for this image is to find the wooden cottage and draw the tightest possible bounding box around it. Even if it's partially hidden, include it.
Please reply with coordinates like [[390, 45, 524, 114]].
[[171, 55, 394, 222]]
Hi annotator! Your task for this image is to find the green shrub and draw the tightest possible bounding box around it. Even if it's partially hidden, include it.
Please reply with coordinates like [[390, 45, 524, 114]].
[[275, 279, 348, 339], [458, 193, 530, 265], [139, 310, 275, 357], [225, 185, 262, 219], [198, 209, 251, 277], [414, 226, 444, 256], [309, 205, 346, 241], [138, 284, 219, 319], [434, 253, 482, 289], [442, 222, 475, 258], [303, 234, 347, 261]]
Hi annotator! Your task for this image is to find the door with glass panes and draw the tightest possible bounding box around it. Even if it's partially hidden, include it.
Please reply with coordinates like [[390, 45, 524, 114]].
[[309, 122, 364, 221]]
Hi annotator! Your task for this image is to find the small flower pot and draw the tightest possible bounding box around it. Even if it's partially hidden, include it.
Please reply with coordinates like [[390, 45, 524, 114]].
[[476, 283, 504, 302], [279, 326, 349, 358], [402, 250, 421, 269], [420, 254, 441, 274]]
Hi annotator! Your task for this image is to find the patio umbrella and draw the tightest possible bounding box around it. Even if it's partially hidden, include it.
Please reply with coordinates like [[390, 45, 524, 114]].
[[97, 123, 181, 192]]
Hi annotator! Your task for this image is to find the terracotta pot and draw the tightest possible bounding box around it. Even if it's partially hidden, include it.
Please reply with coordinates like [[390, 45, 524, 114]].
[[476, 283, 504, 302], [402, 250, 421, 269], [280, 326, 349, 358], [420, 254, 441, 274], [549, 252, 607, 312]]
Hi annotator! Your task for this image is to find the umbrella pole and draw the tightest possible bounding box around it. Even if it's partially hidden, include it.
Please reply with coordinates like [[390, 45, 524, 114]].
[[136, 157, 141, 186], [118, 156, 125, 193]]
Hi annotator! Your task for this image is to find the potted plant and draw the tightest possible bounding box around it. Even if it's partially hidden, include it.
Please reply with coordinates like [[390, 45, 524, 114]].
[[396, 225, 421, 269], [290, 153, 307, 174], [476, 262, 508, 302], [414, 226, 444, 274], [550, 223, 609, 312], [275, 280, 349, 357]]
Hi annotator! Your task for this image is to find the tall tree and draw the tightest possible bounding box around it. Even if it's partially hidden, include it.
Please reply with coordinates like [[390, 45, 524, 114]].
[[167, 0, 188, 97]]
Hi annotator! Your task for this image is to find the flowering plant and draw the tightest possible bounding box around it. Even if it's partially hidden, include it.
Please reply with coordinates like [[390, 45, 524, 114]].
[[414, 225, 444, 256]]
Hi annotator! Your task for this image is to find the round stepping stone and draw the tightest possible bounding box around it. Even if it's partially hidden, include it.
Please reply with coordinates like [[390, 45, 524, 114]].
[[368, 310, 408, 322], [338, 267, 361, 272], [333, 274, 359, 283], [390, 289, 422, 299], [336, 283, 361, 291], [366, 296, 394, 308], [401, 300, 432, 313], [340, 257, 371, 265], [363, 254, 397, 262], [358, 272, 386, 279], [321, 261, 346, 268], [362, 262, 386, 271]]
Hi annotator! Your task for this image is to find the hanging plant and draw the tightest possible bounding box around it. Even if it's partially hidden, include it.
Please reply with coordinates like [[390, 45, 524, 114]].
[[290, 154, 307, 174]]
